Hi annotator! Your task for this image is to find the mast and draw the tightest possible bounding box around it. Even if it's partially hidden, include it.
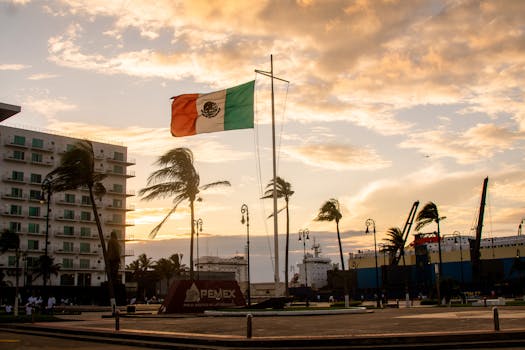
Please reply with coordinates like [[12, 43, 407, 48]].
[[255, 55, 289, 296]]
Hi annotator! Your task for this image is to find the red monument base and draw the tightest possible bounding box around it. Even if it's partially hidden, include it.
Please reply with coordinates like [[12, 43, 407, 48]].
[[159, 279, 246, 313]]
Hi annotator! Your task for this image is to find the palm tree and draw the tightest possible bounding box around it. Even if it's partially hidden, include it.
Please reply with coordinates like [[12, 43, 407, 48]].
[[154, 258, 176, 293], [127, 253, 155, 300], [45, 140, 117, 309], [139, 148, 230, 279], [32, 255, 61, 283], [315, 199, 345, 270], [261, 176, 294, 296], [416, 202, 446, 275], [0, 229, 20, 315], [381, 227, 405, 265]]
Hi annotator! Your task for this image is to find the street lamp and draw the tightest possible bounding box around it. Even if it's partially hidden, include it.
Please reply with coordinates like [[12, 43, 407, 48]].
[[40, 177, 52, 289], [193, 218, 203, 280], [366, 218, 381, 308], [298, 228, 309, 307], [241, 204, 251, 307]]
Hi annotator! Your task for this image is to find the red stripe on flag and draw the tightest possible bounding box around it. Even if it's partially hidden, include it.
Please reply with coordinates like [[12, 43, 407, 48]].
[[171, 94, 199, 137]]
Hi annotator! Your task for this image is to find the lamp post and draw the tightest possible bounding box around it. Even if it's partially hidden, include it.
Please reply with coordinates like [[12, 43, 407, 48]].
[[298, 228, 309, 307], [40, 177, 52, 289], [193, 218, 203, 280], [366, 218, 381, 308], [241, 204, 251, 307]]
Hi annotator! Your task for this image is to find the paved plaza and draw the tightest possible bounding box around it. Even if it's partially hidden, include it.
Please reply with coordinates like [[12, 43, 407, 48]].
[[2, 304, 525, 349]]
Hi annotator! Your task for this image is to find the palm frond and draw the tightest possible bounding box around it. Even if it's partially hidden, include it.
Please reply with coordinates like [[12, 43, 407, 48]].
[[267, 207, 286, 219], [200, 180, 231, 191], [148, 200, 182, 239]]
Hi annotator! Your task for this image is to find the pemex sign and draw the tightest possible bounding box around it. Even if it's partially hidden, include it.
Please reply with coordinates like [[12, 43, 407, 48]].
[[160, 279, 246, 313]]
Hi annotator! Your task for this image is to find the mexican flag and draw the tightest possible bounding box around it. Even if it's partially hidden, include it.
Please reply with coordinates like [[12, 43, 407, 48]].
[[171, 80, 255, 137]]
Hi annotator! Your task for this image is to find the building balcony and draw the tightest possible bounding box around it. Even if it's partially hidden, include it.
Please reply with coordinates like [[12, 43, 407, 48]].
[[4, 140, 27, 148], [27, 213, 46, 220], [1, 175, 26, 184], [55, 215, 76, 221], [1, 193, 27, 200], [26, 231, 45, 237], [30, 144, 55, 153], [106, 204, 135, 211], [54, 248, 78, 255], [106, 189, 135, 197], [1, 211, 24, 217], [30, 159, 54, 166], [104, 219, 135, 226], [105, 169, 136, 178], [106, 156, 136, 166], [3, 154, 26, 163], [79, 234, 99, 240], [54, 231, 77, 238], [57, 199, 79, 206]]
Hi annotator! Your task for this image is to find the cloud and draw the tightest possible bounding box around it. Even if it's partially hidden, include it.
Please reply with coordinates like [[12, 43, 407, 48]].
[[28, 73, 58, 80], [22, 96, 77, 118], [0, 63, 30, 70], [284, 143, 391, 171], [400, 123, 522, 164]]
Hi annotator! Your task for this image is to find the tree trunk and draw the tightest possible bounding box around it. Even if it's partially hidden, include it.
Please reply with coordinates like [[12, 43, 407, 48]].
[[336, 220, 345, 271], [89, 187, 116, 311], [189, 200, 195, 280]]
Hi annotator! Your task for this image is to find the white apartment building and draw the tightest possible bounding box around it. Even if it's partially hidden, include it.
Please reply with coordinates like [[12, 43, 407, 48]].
[[0, 124, 134, 288]]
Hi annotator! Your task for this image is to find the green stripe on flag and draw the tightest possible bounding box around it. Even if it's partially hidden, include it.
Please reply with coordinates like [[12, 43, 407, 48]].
[[224, 80, 254, 131]]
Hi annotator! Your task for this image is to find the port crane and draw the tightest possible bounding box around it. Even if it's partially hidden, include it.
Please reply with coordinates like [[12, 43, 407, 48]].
[[470, 177, 488, 284], [391, 201, 420, 266]]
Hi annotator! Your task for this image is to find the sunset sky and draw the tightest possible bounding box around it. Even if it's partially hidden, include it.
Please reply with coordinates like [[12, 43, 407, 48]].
[[1, 0, 525, 282]]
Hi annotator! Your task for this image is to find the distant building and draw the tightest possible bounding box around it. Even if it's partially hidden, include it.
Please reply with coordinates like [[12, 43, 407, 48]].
[[196, 255, 248, 291], [297, 240, 333, 290], [0, 123, 135, 288]]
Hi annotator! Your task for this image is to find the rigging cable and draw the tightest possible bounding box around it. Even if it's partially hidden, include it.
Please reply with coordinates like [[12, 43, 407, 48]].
[[253, 75, 275, 272]]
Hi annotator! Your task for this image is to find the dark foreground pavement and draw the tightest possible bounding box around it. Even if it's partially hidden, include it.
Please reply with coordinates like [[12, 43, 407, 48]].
[[2, 306, 525, 349]]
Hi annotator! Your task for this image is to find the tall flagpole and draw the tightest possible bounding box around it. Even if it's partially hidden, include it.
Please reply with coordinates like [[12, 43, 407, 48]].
[[255, 55, 289, 296], [270, 55, 280, 295]]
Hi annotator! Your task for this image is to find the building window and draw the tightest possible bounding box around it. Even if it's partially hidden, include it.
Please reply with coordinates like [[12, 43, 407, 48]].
[[112, 214, 122, 224], [9, 205, 22, 215], [63, 242, 74, 252], [9, 222, 21, 232], [30, 173, 42, 184], [28, 240, 39, 250], [60, 274, 75, 285], [12, 150, 25, 160], [11, 171, 24, 181], [79, 259, 90, 269], [78, 273, 91, 287], [32, 138, 44, 148], [13, 135, 26, 146], [11, 187, 23, 198], [113, 151, 124, 161], [113, 165, 124, 174], [29, 189, 42, 201], [80, 227, 91, 237], [65, 193, 75, 203], [79, 242, 90, 253], [81, 195, 91, 205], [63, 226, 74, 235], [62, 259, 74, 269], [63, 209, 75, 220], [112, 199, 122, 208], [28, 223, 40, 233], [80, 211, 91, 221], [8, 256, 16, 267], [112, 184, 123, 193], [28, 206, 40, 217], [31, 153, 43, 163]]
